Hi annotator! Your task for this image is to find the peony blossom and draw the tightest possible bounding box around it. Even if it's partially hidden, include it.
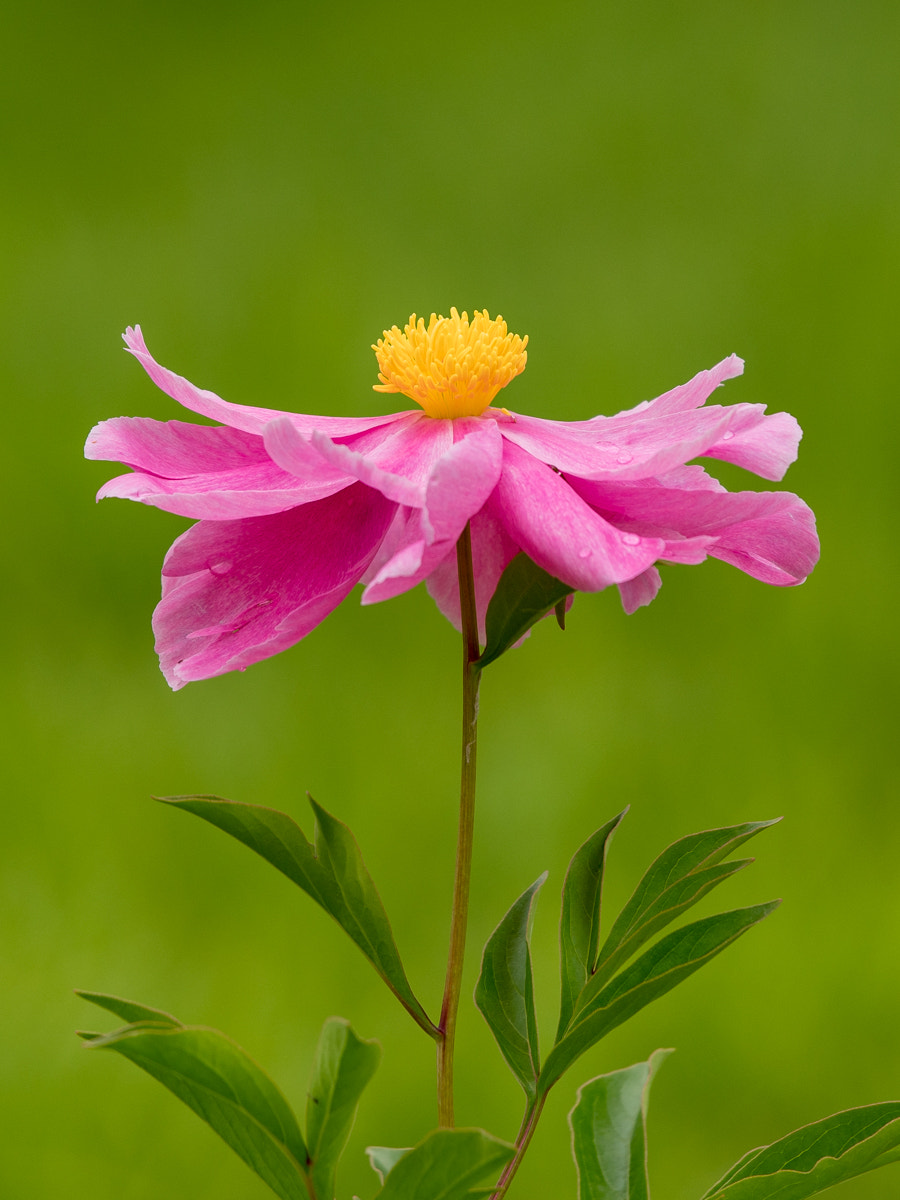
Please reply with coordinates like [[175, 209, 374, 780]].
[[86, 311, 819, 689]]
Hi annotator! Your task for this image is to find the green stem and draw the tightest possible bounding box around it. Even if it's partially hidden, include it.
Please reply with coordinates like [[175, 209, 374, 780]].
[[437, 524, 481, 1128], [490, 1094, 548, 1199]]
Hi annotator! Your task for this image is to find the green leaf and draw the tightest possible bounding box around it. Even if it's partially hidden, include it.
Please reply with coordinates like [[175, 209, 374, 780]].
[[569, 1048, 672, 1200], [306, 1017, 381, 1200], [159, 793, 435, 1035], [557, 811, 629, 1041], [701, 1102, 900, 1199], [586, 819, 780, 998], [475, 873, 547, 1101], [76, 990, 182, 1028], [367, 1146, 412, 1184], [540, 901, 778, 1092], [81, 1013, 310, 1200], [375, 1128, 515, 1199], [477, 553, 575, 669]]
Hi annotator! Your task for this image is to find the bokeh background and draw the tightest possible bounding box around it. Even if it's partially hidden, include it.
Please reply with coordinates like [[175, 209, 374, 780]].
[[3, 1, 898, 1196]]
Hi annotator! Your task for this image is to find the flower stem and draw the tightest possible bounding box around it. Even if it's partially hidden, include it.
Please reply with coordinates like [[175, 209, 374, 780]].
[[490, 1095, 548, 1199], [437, 523, 481, 1128]]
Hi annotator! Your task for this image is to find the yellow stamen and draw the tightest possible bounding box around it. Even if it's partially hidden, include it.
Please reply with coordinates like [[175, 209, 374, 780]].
[[372, 308, 528, 419]]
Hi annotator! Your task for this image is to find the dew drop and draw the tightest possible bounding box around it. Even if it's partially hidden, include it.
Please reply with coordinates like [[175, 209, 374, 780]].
[[621, 533, 641, 546], [616, 451, 633, 464], [578, 547, 592, 559], [722, 430, 735, 441], [209, 560, 233, 577]]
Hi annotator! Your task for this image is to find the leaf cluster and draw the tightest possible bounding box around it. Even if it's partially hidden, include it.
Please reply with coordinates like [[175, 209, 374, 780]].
[[78, 993, 514, 1200], [475, 811, 780, 1102]]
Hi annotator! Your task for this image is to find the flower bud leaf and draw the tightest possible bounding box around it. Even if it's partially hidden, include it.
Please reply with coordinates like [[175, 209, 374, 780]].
[[540, 901, 779, 1094], [475, 873, 547, 1101], [158, 794, 435, 1036], [374, 1128, 514, 1199], [701, 1102, 900, 1199], [79, 1006, 309, 1200], [477, 553, 575, 670], [569, 1048, 672, 1200]]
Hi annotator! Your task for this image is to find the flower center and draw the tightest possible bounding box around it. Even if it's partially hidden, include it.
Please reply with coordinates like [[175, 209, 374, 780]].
[[372, 308, 528, 418]]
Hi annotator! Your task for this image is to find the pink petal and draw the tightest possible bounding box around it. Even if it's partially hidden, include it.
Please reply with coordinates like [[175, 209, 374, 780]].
[[569, 477, 819, 586], [618, 567, 662, 613], [359, 419, 504, 604], [123, 326, 413, 438], [264, 417, 425, 508], [425, 507, 521, 641], [488, 440, 665, 591], [153, 483, 396, 688], [658, 536, 716, 564], [86, 415, 268, 474], [422, 419, 504, 543], [495, 358, 798, 484], [501, 404, 777, 482], [337, 414, 454, 486], [88, 417, 352, 519], [708, 498, 819, 585], [619, 355, 745, 417], [703, 409, 802, 481]]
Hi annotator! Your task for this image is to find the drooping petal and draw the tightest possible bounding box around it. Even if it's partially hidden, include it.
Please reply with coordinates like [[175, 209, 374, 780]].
[[707, 497, 819, 585], [569, 477, 819, 586], [618, 567, 662, 613], [658, 536, 716, 564], [335, 413, 454, 486], [264, 417, 426, 507], [500, 403, 792, 483], [491, 356, 746, 446], [702, 409, 802, 480], [422, 419, 504, 543], [88, 417, 352, 519], [495, 355, 798, 483], [488, 440, 664, 591], [153, 483, 396, 688], [360, 418, 504, 604], [124, 326, 414, 438], [425, 506, 521, 640], [86, 415, 267, 475]]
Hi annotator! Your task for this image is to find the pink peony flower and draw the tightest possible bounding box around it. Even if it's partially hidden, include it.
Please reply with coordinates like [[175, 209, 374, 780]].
[[86, 312, 818, 689]]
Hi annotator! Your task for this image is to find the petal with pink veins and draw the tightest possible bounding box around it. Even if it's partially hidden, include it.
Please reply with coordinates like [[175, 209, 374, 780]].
[[337, 413, 453, 487], [264, 418, 425, 508], [501, 404, 776, 482], [124, 326, 414, 438], [360, 420, 504, 604], [88, 417, 352, 519], [153, 483, 396, 688], [569, 477, 819, 585], [618, 567, 662, 613], [422, 419, 504, 543], [489, 440, 665, 591], [703, 409, 802, 481], [425, 508, 521, 641], [617, 355, 745, 417]]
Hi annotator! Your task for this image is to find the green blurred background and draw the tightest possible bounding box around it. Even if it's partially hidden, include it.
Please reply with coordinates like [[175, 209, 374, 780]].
[[3, 0, 898, 1196]]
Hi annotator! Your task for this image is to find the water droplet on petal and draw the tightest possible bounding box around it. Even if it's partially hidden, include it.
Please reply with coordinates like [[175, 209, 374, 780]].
[[722, 430, 735, 441], [616, 451, 633, 464], [578, 547, 592, 559], [209, 560, 233, 576], [621, 533, 641, 546]]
